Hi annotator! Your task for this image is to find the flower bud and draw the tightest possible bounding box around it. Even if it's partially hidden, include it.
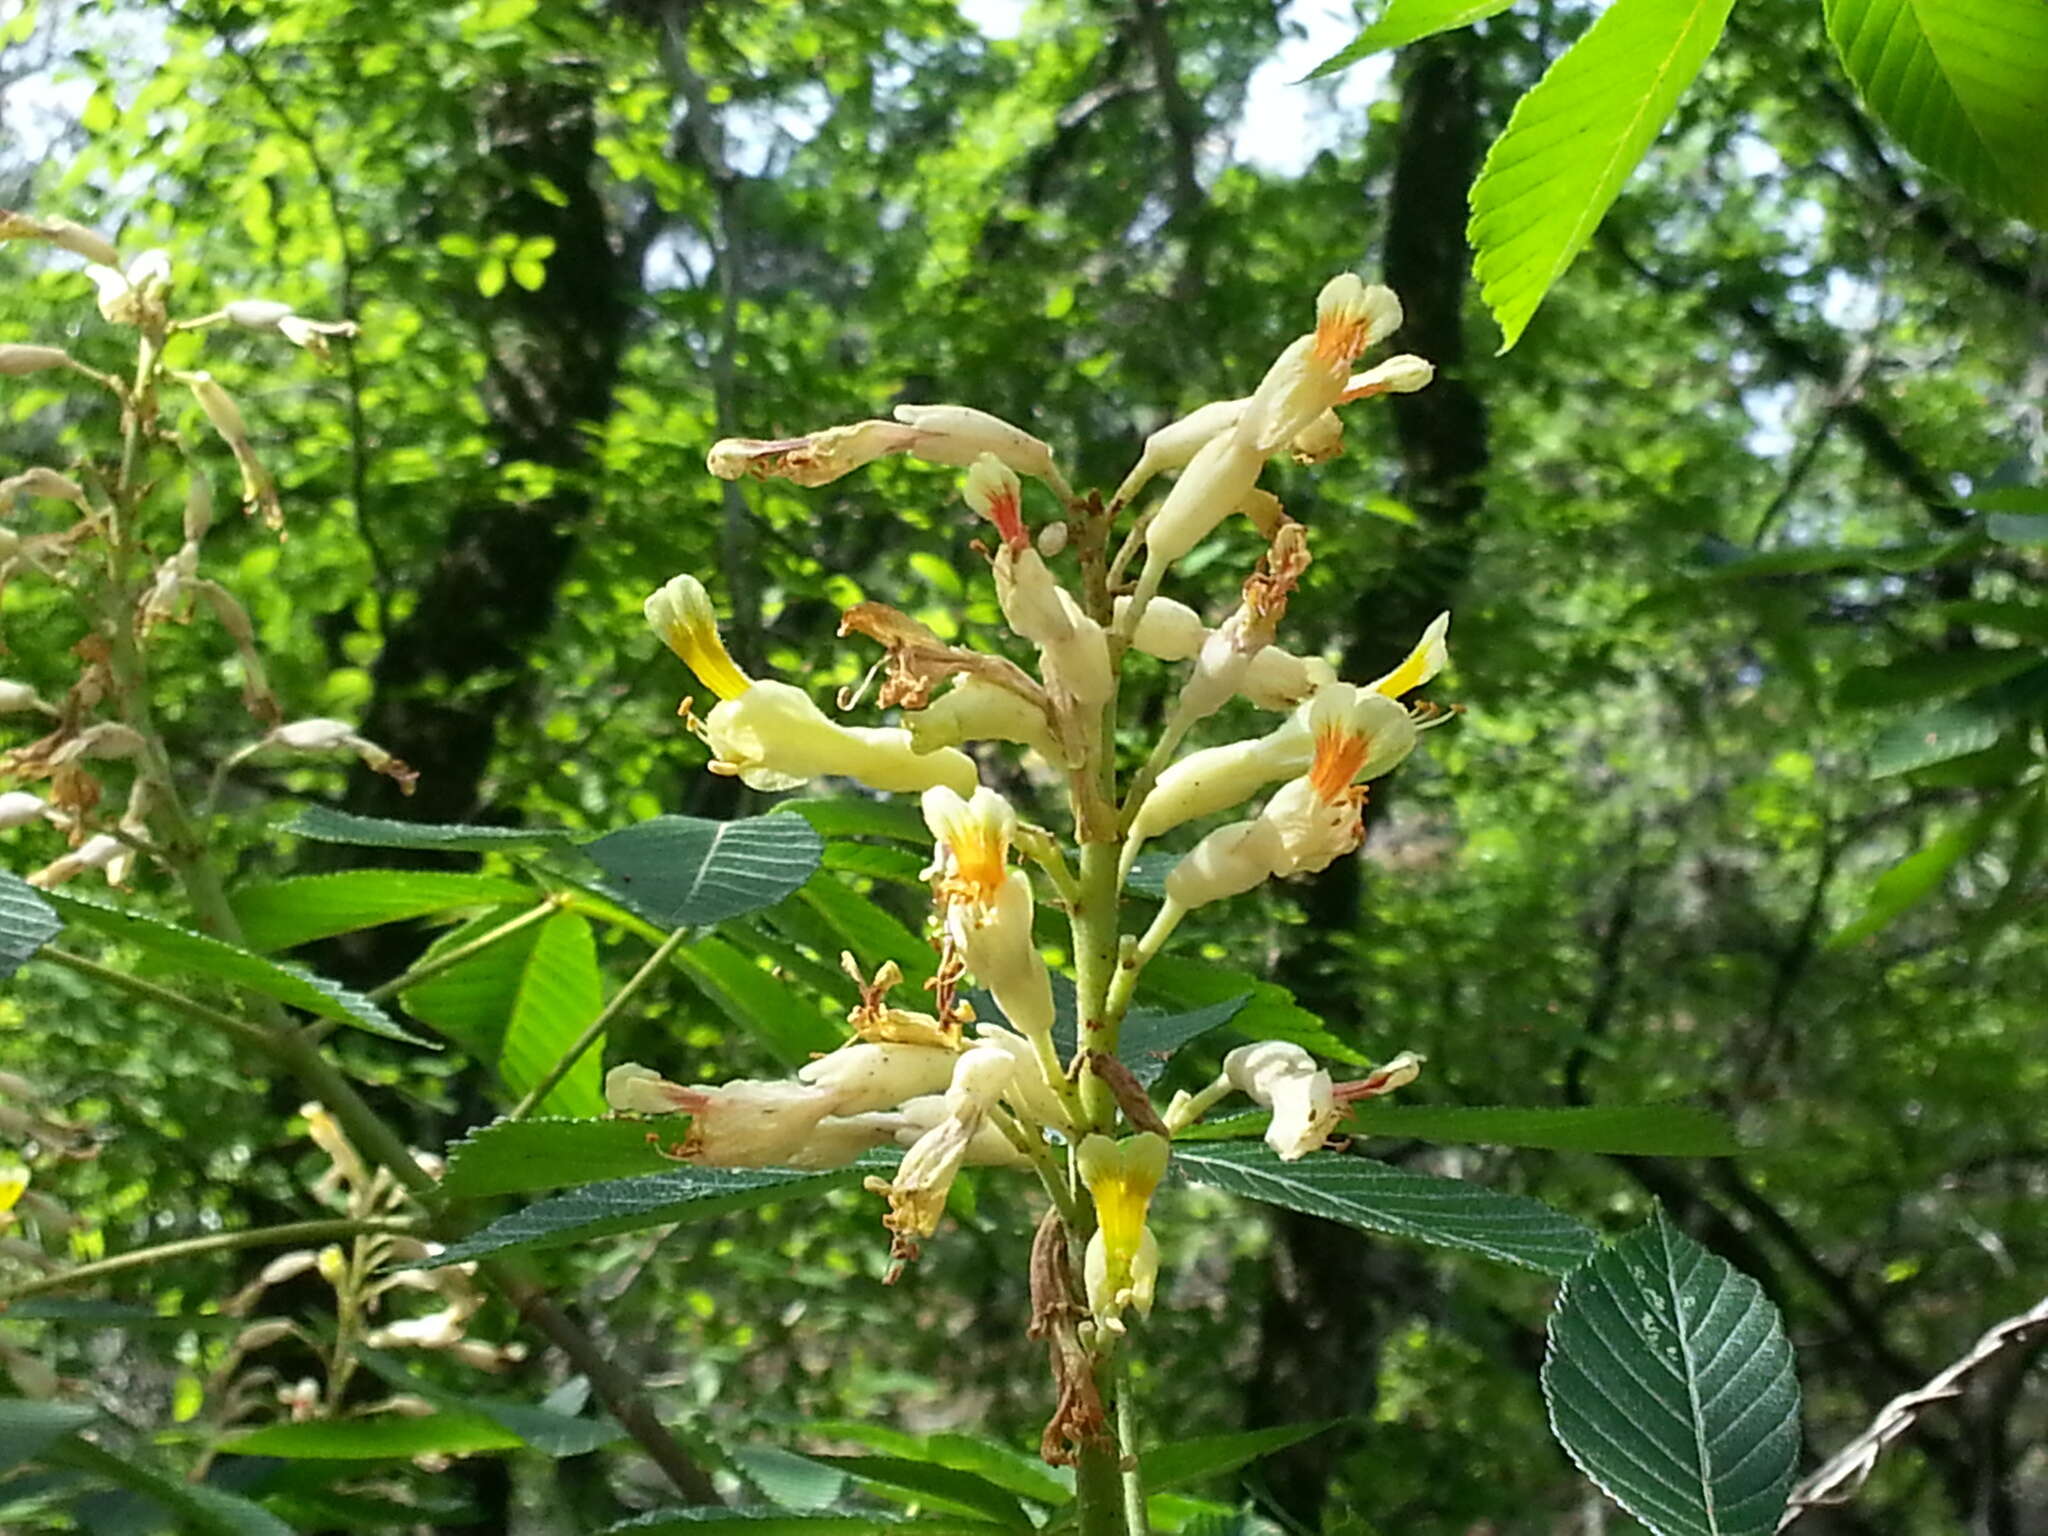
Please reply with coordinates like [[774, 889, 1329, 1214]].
[[1342, 354, 1434, 399], [0, 208, 123, 268], [0, 791, 47, 829], [707, 419, 918, 486], [894, 403, 1063, 487], [0, 468, 88, 508], [0, 345, 72, 376], [0, 682, 46, 714], [1117, 595, 1208, 661], [224, 299, 294, 329]]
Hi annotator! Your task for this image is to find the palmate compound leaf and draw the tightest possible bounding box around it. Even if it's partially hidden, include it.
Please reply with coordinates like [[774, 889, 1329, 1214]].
[[1824, 0, 2048, 226], [1543, 1210, 1800, 1536], [424, 1161, 880, 1265], [1173, 1141, 1598, 1275], [1467, 0, 1737, 351], [0, 867, 62, 979], [580, 814, 823, 929]]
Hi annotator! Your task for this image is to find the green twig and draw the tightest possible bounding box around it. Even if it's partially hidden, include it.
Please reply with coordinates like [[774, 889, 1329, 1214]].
[[509, 925, 691, 1121], [39, 946, 279, 1058], [364, 897, 558, 1001], [1, 1217, 413, 1303]]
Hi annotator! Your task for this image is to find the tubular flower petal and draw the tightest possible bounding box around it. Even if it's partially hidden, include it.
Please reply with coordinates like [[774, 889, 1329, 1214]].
[[969, 457, 1113, 711], [893, 403, 1064, 488], [891, 1092, 1033, 1167], [1341, 354, 1434, 401], [0, 208, 123, 268], [1131, 711, 1313, 843], [706, 419, 919, 486], [1242, 647, 1335, 711], [645, 574, 753, 703], [1162, 818, 1288, 911], [922, 785, 1018, 909], [1224, 1042, 1341, 1161], [971, 1023, 1075, 1134], [1368, 612, 1450, 699], [797, 1042, 962, 1116], [906, 676, 1072, 767], [1077, 1133, 1169, 1328], [965, 453, 1030, 552], [605, 1064, 838, 1166], [1142, 429, 1267, 568], [866, 1045, 1017, 1249], [644, 577, 979, 794]]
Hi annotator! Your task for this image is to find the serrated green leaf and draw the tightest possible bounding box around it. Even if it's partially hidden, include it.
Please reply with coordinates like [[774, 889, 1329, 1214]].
[[794, 875, 937, 986], [1824, 0, 2048, 225], [582, 815, 823, 929], [441, 1116, 679, 1196], [1468, 0, 1736, 350], [287, 806, 578, 850], [816, 1453, 1036, 1527], [1306, 0, 1513, 76], [674, 931, 844, 1065], [804, 1423, 1072, 1506], [41, 890, 432, 1046], [1142, 1421, 1341, 1491], [230, 870, 534, 951], [219, 1409, 525, 1459], [402, 909, 604, 1115], [0, 868, 62, 979], [1829, 798, 2011, 947], [1935, 599, 2048, 644], [1347, 1102, 1741, 1156], [1543, 1210, 1800, 1536], [0, 1400, 97, 1473], [355, 1349, 623, 1456], [1138, 958, 1365, 1065], [426, 1163, 870, 1264], [1175, 1142, 1598, 1275], [1868, 700, 2006, 777], [729, 1446, 850, 1511], [1836, 647, 2039, 708], [1118, 995, 1248, 1085], [772, 798, 931, 843]]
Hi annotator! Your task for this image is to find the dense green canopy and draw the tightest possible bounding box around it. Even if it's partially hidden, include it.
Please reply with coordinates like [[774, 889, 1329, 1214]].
[[1, 0, 2043, 1531]]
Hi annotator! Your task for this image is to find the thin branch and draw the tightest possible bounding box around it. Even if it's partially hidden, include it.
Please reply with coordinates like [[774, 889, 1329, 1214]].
[[1779, 1292, 2048, 1529], [2, 1217, 413, 1303], [361, 897, 559, 1002], [40, 946, 281, 1058], [509, 925, 690, 1120]]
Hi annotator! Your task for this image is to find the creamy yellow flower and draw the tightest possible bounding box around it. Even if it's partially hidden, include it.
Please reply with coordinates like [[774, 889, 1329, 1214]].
[[1077, 1133, 1169, 1329], [645, 574, 977, 796], [867, 1045, 1017, 1245]]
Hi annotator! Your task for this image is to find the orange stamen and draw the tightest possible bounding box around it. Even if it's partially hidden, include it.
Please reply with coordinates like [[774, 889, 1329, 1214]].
[[1312, 313, 1372, 368], [1307, 725, 1370, 802]]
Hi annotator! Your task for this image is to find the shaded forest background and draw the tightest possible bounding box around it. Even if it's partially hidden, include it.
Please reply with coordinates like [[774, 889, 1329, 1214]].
[[2, 0, 2044, 1531]]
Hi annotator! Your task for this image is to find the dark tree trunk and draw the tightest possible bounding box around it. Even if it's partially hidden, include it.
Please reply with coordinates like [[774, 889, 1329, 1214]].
[[1240, 32, 1494, 1524], [348, 73, 630, 830]]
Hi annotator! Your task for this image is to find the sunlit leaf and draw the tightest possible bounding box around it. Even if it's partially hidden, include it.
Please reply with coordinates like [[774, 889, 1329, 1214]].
[[1824, 0, 2048, 225], [1307, 0, 1514, 76], [1468, 0, 1737, 349]]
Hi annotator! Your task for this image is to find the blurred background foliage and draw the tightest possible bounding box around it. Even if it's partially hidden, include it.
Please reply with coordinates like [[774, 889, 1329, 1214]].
[[1, 0, 2043, 1530]]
